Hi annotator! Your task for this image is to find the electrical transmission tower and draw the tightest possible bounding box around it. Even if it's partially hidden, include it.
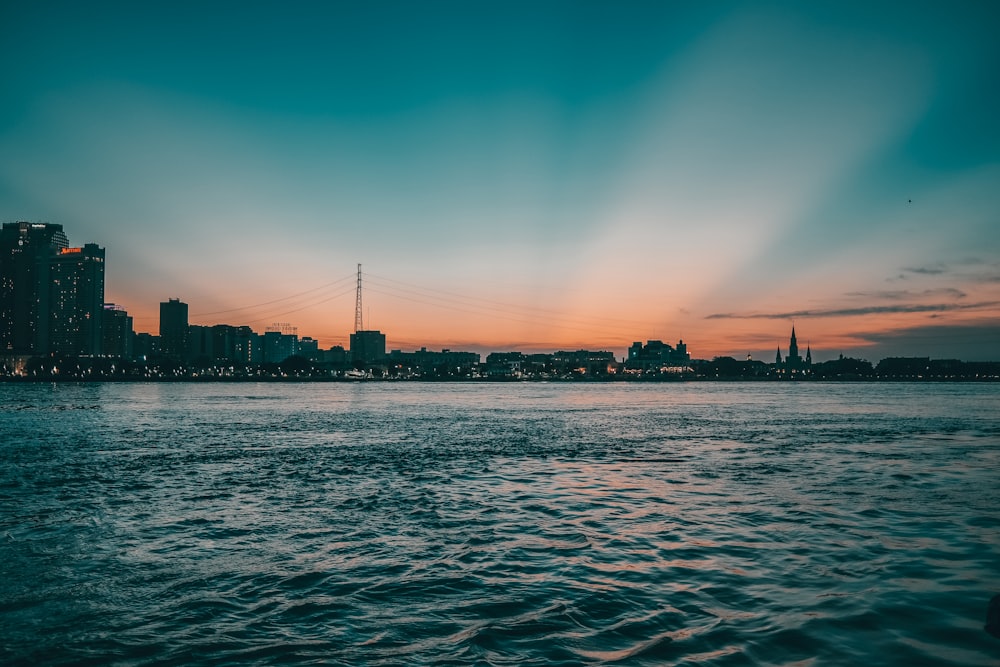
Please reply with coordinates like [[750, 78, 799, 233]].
[[354, 263, 363, 333]]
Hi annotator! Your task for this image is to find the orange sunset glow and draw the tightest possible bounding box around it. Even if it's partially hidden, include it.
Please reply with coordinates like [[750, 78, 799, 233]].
[[3, 2, 998, 362]]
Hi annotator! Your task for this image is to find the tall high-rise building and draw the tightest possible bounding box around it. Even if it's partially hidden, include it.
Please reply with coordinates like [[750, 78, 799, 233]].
[[0, 222, 69, 354], [102, 304, 134, 358], [49, 244, 105, 356], [159, 298, 189, 360]]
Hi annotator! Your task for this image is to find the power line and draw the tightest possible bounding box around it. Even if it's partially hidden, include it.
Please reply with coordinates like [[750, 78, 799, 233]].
[[362, 282, 633, 340], [363, 270, 658, 330], [136, 267, 673, 346], [190, 272, 356, 318], [238, 284, 357, 325], [362, 271, 656, 337]]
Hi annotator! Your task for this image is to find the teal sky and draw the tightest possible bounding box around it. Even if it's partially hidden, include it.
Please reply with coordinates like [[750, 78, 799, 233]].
[[2, 1, 998, 359]]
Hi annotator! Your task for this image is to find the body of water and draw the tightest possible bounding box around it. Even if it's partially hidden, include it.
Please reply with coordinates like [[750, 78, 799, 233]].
[[2, 381, 998, 665]]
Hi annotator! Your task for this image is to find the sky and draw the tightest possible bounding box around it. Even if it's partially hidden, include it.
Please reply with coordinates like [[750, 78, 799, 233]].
[[2, 1, 999, 360]]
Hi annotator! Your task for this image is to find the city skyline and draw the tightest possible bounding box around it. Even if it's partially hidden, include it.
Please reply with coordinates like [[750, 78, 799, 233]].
[[2, 3, 999, 361], [3, 222, 991, 366]]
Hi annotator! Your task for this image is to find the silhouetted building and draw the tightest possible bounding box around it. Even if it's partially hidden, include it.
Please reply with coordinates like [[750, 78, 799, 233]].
[[811, 355, 873, 379], [187, 325, 214, 362], [48, 244, 105, 356], [0, 222, 68, 354], [485, 351, 524, 377], [101, 304, 133, 358], [785, 327, 802, 367], [790, 327, 800, 363], [298, 337, 320, 361], [350, 330, 385, 366], [133, 332, 160, 360], [233, 326, 262, 363], [322, 345, 348, 367], [159, 298, 188, 360], [208, 324, 238, 362], [626, 339, 690, 370], [778, 327, 811, 372], [875, 357, 934, 378], [388, 347, 480, 375], [263, 330, 298, 363], [552, 350, 616, 375], [693, 356, 770, 378]]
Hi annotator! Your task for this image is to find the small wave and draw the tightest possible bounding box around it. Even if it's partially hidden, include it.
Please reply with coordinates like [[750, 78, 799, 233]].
[[2, 382, 998, 665]]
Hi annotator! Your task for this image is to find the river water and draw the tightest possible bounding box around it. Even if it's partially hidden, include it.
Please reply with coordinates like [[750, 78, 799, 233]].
[[2, 381, 998, 665]]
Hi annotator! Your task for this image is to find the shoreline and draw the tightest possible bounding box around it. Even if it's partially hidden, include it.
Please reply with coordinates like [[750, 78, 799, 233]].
[[2, 376, 997, 384]]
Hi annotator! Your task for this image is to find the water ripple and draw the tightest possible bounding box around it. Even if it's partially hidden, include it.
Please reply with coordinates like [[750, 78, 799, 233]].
[[1, 382, 998, 665]]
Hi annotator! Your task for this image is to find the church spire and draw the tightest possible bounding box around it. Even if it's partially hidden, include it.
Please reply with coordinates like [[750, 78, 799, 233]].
[[789, 326, 799, 360], [776, 347, 782, 365]]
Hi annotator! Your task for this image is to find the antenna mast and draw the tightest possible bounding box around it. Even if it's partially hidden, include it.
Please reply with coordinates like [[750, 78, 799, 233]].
[[354, 263, 363, 333]]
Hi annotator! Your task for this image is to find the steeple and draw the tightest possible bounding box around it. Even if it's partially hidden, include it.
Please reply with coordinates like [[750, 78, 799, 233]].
[[806, 344, 812, 365], [789, 326, 799, 360], [776, 347, 782, 365]]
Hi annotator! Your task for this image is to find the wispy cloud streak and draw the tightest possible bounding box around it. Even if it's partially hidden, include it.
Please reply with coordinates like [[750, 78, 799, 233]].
[[901, 265, 948, 275], [844, 288, 966, 300], [707, 301, 1000, 320]]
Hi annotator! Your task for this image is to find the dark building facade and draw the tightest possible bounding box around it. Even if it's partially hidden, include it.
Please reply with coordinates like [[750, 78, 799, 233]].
[[388, 347, 480, 375], [133, 332, 160, 360], [233, 326, 262, 364], [552, 349, 616, 375], [350, 330, 386, 366], [626, 339, 691, 370], [187, 324, 214, 362], [48, 244, 105, 356], [262, 330, 298, 363], [101, 304, 134, 358], [0, 222, 69, 354], [322, 345, 348, 367], [485, 351, 525, 377], [297, 336, 320, 362], [159, 298, 189, 360], [209, 324, 238, 363]]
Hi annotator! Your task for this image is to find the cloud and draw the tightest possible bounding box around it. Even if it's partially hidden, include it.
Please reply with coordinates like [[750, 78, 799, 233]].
[[901, 265, 948, 275], [844, 288, 966, 300], [853, 322, 1000, 361], [972, 271, 1000, 283], [890, 258, 1000, 284], [706, 301, 1000, 320]]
